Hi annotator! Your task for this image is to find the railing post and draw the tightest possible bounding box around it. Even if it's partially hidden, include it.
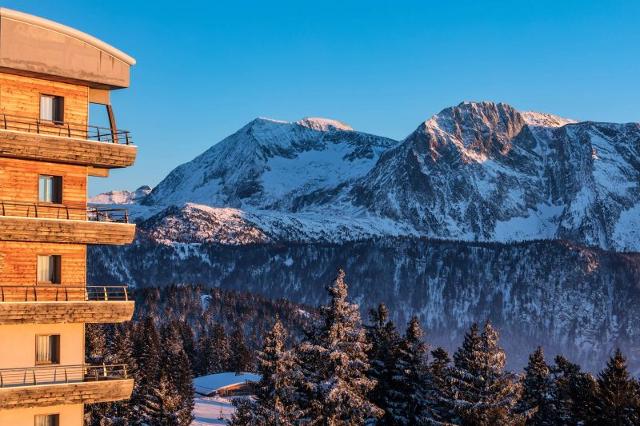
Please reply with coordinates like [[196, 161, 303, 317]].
[[124, 287, 128, 301], [123, 364, 128, 378], [104, 286, 108, 301]]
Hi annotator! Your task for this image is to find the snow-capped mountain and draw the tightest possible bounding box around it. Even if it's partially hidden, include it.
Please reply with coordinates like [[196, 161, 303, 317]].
[[142, 117, 397, 210], [95, 101, 640, 251], [89, 185, 151, 205], [352, 101, 640, 250]]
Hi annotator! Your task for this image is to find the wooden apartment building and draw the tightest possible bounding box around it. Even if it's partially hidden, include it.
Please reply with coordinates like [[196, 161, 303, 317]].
[[0, 8, 137, 426]]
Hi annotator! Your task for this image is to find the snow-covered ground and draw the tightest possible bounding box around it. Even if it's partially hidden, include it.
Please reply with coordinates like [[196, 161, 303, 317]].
[[191, 395, 236, 425]]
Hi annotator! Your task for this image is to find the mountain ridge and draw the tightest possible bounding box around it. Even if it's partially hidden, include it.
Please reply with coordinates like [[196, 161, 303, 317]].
[[95, 101, 640, 251]]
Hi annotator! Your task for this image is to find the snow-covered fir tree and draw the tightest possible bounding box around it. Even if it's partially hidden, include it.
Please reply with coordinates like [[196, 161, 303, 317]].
[[293, 269, 382, 425], [593, 349, 640, 425], [157, 321, 195, 425], [130, 317, 163, 425], [429, 347, 451, 423], [197, 322, 231, 375], [229, 322, 254, 373], [231, 317, 298, 425], [386, 316, 432, 425], [446, 322, 522, 425], [550, 355, 598, 423], [516, 347, 553, 425], [366, 304, 401, 425]]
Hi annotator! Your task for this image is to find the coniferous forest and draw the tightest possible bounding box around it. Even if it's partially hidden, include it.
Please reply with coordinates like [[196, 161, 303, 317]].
[[86, 274, 640, 425]]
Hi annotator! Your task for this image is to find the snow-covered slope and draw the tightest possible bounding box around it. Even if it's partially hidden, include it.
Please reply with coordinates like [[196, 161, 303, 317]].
[[89, 185, 151, 205], [92, 103, 640, 251], [353, 102, 640, 250], [142, 117, 397, 210]]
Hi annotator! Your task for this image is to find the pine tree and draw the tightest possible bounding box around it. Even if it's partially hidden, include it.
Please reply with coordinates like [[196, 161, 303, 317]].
[[229, 323, 253, 373], [517, 346, 553, 425], [231, 317, 297, 425], [593, 349, 640, 425], [294, 269, 382, 425], [130, 316, 163, 425], [366, 304, 401, 425], [197, 322, 231, 375], [386, 316, 432, 425], [446, 322, 522, 425], [157, 321, 195, 425], [429, 347, 451, 423], [106, 323, 137, 425], [550, 355, 598, 424]]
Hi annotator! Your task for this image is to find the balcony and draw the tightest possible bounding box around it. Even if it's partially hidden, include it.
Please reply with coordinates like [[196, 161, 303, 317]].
[[0, 114, 136, 169], [0, 201, 135, 245], [0, 285, 134, 324], [0, 364, 133, 409]]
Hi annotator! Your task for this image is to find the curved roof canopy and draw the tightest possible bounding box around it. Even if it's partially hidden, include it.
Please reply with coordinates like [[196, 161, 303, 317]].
[[0, 8, 135, 89]]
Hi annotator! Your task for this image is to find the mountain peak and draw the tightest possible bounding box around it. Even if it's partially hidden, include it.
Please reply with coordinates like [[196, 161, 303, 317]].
[[520, 111, 577, 128], [296, 117, 353, 132]]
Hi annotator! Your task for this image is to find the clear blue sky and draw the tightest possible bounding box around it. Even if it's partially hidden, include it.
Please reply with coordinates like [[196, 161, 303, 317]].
[[4, 0, 640, 195]]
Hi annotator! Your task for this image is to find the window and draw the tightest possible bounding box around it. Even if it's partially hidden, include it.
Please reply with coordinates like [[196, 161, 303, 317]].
[[37, 255, 61, 284], [38, 175, 62, 204], [35, 335, 60, 365], [34, 414, 59, 426], [40, 95, 64, 123]]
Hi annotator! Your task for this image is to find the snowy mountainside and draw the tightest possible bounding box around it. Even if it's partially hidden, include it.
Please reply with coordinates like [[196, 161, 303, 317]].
[[141, 117, 398, 210], [89, 185, 151, 205], [93, 102, 640, 251], [351, 101, 640, 250]]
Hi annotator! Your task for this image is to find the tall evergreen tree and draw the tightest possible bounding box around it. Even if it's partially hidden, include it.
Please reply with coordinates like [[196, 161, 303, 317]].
[[446, 322, 522, 425], [197, 322, 231, 375], [386, 316, 432, 425], [156, 321, 195, 425], [229, 323, 253, 373], [130, 317, 163, 425], [294, 269, 382, 425], [593, 349, 640, 425], [550, 355, 598, 424], [429, 347, 451, 423], [366, 303, 401, 425], [231, 317, 298, 425], [517, 346, 553, 425]]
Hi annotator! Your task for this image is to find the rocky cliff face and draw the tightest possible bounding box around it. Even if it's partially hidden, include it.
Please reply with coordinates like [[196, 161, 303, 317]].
[[351, 102, 640, 250]]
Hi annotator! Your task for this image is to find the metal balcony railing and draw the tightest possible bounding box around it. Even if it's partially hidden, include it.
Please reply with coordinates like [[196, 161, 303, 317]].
[[0, 364, 129, 388], [0, 285, 130, 302], [0, 200, 129, 223], [1, 113, 132, 144]]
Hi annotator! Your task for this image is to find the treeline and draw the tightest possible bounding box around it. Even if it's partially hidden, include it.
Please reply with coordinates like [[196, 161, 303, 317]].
[[232, 270, 640, 425], [86, 276, 640, 425]]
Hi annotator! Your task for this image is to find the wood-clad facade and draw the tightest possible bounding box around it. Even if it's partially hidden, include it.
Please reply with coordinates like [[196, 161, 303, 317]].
[[0, 8, 136, 424]]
